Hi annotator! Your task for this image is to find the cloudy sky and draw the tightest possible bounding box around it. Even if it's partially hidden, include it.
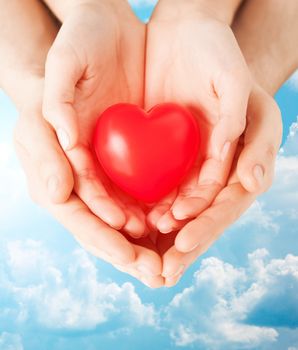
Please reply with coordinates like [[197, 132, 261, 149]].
[[0, 2, 298, 350]]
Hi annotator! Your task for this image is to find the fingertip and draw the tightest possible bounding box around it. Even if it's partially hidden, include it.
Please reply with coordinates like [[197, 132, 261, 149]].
[[107, 206, 127, 230], [172, 197, 207, 220], [43, 105, 79, 151], [147, 208, 163, 231], [237, 159, 265, 194], [93, 198, 127, 230], [165, 273, 182, 288], [157, 212, 176, 234], [123, 212, 146, 238], [175, 224, 199, 253]]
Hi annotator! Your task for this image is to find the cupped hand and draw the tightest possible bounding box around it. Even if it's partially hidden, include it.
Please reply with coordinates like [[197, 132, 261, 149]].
[[156, 85, 282, 286], [145, 4, 253, 234], [43, 0, 148, 237], [14, 78, 164, 288]]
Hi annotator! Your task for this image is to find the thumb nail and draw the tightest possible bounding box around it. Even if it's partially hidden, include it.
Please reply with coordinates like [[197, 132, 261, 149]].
[[253, 165, 264, 187]]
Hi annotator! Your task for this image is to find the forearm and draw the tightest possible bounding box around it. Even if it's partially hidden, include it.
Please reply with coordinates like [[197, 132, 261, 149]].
[[153, 0, 244, 24], [232, 0, 298, 95], [0, 0, 58, 109]]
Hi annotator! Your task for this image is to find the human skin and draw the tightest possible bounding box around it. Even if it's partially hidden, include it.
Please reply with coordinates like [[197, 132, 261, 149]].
[[145, 0, 254, 235], [0, 0, 164, 288], [41, 0, 151, 238], [160, 0, 298, 286], [1, 0, 296, 288], [232, 0, 298, 95]]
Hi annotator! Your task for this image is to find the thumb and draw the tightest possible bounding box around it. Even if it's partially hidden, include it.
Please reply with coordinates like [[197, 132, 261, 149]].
[[43, 45, 81, 151], [212, 70, 251, 160], [14, 113, 74, 204], [237, 89, 282, 194]]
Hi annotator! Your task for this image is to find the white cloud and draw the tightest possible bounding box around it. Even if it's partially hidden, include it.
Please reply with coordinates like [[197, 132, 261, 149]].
[[165, 249, 298, 348], [235, 200, 280, 232], [0, 240, 157, 331], [0, 332, 23, 350], [281, 116, 298, 156]]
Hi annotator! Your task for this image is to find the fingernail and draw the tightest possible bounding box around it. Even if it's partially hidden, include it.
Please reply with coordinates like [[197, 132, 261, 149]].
[[172, 207, 189, 220], [164, 264, 185, 278], [221, 141, 231, 161], [160, 227, 173, 234], [158, 221, 173, 234], [57, 128, 70, 151], [47, 176, 59, 195], [137, 264, 156, 277], [253, 164, 264, 187]]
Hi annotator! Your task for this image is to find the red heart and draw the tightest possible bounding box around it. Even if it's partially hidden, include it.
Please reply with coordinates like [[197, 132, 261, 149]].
[[93, 103, 200, 203]]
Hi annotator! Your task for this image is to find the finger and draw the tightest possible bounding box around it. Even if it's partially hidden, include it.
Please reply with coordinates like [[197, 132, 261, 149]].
[[16, 141, 136, 265], [43, 44, 81, 150], [14, 115, 74, 204], [122, 207, 147, 238], [147, 189, 177, 231], [175, 182, 255, 253], [128, 237, 163, 278], [212, 70, 251, 160], [157, 232, 190, 279], [79, 241, 164, 289], [49, 194, 136, 265], [165, 273, 183, 288], [113, 235, 164, 288], [156, 210, 183, 234], [237, 90, 282, 193], [113, 263, 164, 288], [112, 186, 147, 238], [170, 152, 233, 222], [66, 144, 127, 230], [162, 236, 215, 282]]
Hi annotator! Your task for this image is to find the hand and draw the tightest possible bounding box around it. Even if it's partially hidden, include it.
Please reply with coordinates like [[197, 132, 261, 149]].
[[156, 84, 282, 286], [14, 78, 164, 288], [145, 2, 252, 234], [43, 0, 148, 237]]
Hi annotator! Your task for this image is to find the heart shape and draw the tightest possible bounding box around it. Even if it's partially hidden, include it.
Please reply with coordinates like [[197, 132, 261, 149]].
[[93, 103, 200, 203]]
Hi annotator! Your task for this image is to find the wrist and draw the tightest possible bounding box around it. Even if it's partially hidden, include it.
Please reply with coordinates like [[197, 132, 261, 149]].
[[1, 71, 43, 112], [244, 52, 294, 96], [44, 0, 130, 22], [153, 0, 242, 24]]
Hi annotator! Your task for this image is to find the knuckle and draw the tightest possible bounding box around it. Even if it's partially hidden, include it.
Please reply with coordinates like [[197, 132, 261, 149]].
[[76, 168, 97, 181], [264, 142, 277, 161]]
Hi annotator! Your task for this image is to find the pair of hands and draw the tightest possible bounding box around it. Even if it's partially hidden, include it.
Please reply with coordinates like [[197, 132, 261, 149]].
[[14, 0, 282, 287]]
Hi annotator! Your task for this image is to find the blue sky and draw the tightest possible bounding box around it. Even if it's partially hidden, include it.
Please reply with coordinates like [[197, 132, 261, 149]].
[[0, 2, 298, 350]]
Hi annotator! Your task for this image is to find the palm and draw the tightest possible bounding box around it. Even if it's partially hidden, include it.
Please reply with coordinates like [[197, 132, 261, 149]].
[[44, 3, 148, 236], [145, 17, 250, 232]]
